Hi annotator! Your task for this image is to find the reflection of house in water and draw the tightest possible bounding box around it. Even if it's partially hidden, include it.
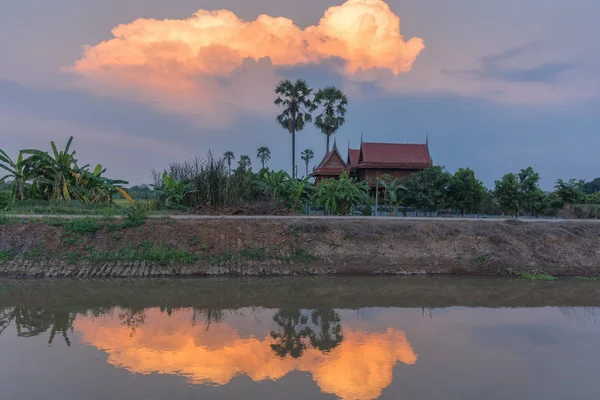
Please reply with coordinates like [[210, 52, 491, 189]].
[[73, 307, 418, 400], [311, 137, 433, 188]]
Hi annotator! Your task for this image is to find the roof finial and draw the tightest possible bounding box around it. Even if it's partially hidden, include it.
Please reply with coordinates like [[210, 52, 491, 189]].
[[333, 138, 338, 151], [426, 133, 429, 147], [360, 130, 363, 144]]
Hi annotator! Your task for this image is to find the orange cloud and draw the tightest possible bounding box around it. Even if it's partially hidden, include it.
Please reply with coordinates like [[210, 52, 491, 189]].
[[68, 0, 423, 122], [74, 308, 417, 400]]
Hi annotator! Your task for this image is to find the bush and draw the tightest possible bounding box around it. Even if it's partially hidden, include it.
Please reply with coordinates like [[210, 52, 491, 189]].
[[123, 204, 148, 228], [0, 190, 11, 211]]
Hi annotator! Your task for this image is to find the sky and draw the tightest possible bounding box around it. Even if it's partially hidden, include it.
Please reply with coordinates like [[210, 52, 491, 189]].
[[1, 0, 599, 190]]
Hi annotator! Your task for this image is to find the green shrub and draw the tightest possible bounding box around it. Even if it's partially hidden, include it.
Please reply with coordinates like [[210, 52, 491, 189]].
[[123, 204, 148, 228], [0, 190, 11, 211], [64, 218, 103, 235], [517, 272, 558, 281]]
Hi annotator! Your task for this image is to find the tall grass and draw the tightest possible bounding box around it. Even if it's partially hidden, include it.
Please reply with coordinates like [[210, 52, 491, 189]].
[[154, 152, 262, 208]]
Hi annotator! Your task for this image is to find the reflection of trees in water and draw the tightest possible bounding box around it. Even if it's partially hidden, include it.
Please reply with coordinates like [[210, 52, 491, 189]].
[[559, 307, 599, 323], [191, 308, 224, 331], [0, 307, 76, 346], [118, 308, 147, 336], [270, 309, 344, 359]]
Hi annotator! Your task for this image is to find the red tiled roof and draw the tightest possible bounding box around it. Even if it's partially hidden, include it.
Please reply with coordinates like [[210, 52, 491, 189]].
[[358, 142, 431, 169], [348, 149, 360, 168], [311, 146, 349, 177]]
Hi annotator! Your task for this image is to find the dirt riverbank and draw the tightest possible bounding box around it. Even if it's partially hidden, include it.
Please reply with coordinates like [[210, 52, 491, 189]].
[[1, 218, 599, 278]]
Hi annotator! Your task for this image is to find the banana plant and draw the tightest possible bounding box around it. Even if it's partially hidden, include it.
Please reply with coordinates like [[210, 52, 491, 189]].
[[0, 149, 30, 200], [71, 164, 132, 204], [311, 171, 369, 215], [377, 176, 407, 215], [22, 136, 78, 200], [155, 172, 190, 209]]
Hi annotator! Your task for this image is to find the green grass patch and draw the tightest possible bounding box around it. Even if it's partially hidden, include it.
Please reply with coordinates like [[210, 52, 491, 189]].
[[517, 272, 558, 281], [0, 249, 17, 261], [64, 218, 103, 235], [279, 247, 316, 263], [86, 242, 198, 265], [240, 248, 266, 261]]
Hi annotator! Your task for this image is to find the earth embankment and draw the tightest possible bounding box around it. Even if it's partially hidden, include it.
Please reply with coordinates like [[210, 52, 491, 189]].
[[1, 217, 599, 277]]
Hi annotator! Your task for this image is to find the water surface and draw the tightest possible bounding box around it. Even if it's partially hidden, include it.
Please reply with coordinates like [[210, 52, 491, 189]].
[[1, 277, 600, 399]]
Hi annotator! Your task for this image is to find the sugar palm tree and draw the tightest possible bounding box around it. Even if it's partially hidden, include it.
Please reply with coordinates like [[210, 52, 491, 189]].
[[223, 151, 235, 174], [257, 146, 271, 170], [300, 149, 314, 178], [0, 149, 30, 200], [311, 86, 348, 153], [238, 155, 251, 171], [274, 79, 313, 179]]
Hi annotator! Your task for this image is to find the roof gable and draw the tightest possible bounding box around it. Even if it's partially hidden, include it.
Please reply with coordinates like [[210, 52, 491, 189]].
[[311, 142, 349, 176], [358, 142, 432, 169]]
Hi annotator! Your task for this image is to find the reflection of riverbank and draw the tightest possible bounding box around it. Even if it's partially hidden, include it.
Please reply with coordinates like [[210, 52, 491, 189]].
[[74, 308, 417, 400]]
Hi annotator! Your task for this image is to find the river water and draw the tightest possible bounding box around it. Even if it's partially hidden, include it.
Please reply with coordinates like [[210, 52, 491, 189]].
[[1, 277, 600, 399]]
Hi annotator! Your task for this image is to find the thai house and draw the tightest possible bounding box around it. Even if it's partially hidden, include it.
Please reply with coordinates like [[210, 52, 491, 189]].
[[311, 138, 432, 188]]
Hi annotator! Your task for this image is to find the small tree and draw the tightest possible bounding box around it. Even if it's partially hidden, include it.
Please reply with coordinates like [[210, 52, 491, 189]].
[[404, 166, 452, 216], [494, 173, 521, 216], [300, 149, 314, 178], [223, 151, 235, 174], [555, 178, 585, 218], [256, 146, 271, 170], [448, 168, 486, 215]]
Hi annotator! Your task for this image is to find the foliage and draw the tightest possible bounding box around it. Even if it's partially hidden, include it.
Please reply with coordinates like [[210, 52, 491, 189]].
[[447, 168, 486, 215], [258, 170, 315, 211], [403, 166, 452, 213], [516, 272, 558, 281], [583, 177, 600, 194], [494, 173, 520, 215], [554, 179, 585, 205], [223, 151, 235, 174], [256, 147, 271, 170], [0, 190, 11, 211], [159, 152, 260, 209], [238, 155, 252, 171], [310, 86, 348, 152], [274, 79, 313, 178], [586, 192, 600, 205], [377, 175, 406, 215], [573, 204, 600, 219], [0, 150, 30, 200], [154, 172, 190, 210], [64, 218, 103, 235], [311, 171, 369, 215], [3, 137, 131, 205], [493, 167, 542, 216], [123, 204, 149, 228], [300, 149, 314, 178]]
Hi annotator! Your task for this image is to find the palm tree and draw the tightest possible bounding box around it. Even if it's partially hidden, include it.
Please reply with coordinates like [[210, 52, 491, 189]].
[[257, 146, 271, 170], [300, 149, 314, 178], [274, 79, 313, 179], [223, 151, 235, 174], [311, 86, 348, 153], [238, 155, 251, 171], [0, 150, 30, 200]]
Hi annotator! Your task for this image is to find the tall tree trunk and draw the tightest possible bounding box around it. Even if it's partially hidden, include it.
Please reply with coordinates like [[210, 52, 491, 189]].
[[305, 162, 309, 178], [292, 128, 296, 179], [326, 135, 330, 153]]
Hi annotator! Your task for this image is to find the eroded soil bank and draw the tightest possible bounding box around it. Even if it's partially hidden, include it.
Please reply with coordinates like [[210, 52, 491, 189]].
[[1, 218, 599, 278]]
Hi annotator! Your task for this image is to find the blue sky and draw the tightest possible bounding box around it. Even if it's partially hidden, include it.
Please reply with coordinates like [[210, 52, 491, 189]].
[[1, 0, 598, 189]]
